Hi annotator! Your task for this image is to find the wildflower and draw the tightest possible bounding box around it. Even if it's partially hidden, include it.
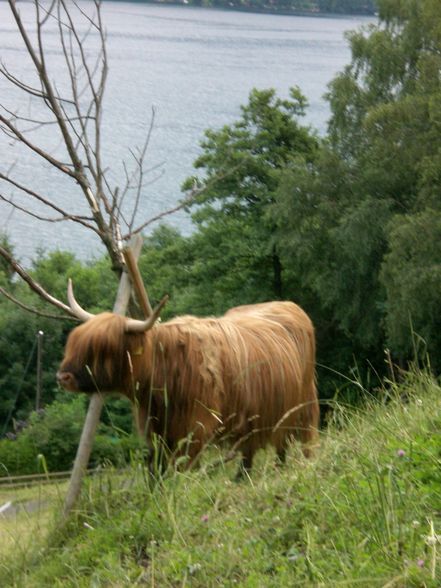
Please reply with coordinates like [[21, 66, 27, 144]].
[[397, 449, 406, 458], [425, 534, 440, 546], [417, 559, 425, 568], [188, 563, 202, 575], [425, 520, 441, 546], [287, 546, 302, 562], [201, 514, 209, 523]]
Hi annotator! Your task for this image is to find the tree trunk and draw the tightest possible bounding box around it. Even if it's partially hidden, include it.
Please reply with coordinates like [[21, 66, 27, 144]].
[[63, 235, 143, 517], [272, 246, 283, 299]]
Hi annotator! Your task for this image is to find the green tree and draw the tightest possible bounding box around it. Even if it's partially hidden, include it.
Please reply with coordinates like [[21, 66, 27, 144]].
[[0, 234, 15, 285], [273, 148, 391, 351], [137, 225, 198, 317], [271, 148, 388, 398], [182, 87, 318, 308], [273, 0, 441, 374], [381, 210, 441, 367], [0, 250, 119, 431]]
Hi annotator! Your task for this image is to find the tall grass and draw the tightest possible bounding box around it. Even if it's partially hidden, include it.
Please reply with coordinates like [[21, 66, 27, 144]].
[[1, 369, 440, 586]]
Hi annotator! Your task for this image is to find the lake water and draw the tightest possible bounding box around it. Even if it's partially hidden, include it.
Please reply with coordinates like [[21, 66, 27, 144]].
[[0, 1, 373, 262]]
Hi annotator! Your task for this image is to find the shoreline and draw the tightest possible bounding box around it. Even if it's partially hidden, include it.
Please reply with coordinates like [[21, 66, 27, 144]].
[[115, 0, 377, 18]]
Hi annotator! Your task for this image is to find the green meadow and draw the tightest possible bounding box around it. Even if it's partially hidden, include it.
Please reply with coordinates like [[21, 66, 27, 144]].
[[1, 369, 440, 587]]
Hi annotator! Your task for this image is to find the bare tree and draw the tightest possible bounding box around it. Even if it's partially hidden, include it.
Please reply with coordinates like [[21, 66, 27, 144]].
[[0, 0, 193, 514], [0, 0, 192, 277]]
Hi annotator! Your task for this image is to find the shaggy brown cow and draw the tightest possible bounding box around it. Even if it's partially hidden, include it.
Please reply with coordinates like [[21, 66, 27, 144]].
[[57, 284, 319, 473]]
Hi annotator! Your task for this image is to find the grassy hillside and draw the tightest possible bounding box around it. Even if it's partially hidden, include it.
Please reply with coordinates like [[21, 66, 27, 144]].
[[1, 369, 441, 586]]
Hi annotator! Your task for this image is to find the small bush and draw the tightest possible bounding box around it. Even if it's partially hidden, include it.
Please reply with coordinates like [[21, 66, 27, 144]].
[[0, 396, 140, 476], [0, 434, 38, 476]]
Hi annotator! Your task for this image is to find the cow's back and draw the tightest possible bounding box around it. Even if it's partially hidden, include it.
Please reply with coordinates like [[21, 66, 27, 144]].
[[220, 301, 318, 450], [149, 301, 318, 458]]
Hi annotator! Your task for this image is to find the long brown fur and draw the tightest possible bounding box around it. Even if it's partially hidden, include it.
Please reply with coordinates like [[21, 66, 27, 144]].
[[58, 301, 319, 470]]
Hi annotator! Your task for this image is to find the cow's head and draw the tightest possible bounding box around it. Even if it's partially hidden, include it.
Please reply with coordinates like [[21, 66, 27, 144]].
[[56, 280, 166, 393]]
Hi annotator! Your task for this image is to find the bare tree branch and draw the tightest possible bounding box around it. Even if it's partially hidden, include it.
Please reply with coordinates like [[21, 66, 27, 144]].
[[1, 104, 93, 131], [1, 0, 202, 293], [125, 194, 195, 239], [0, 115, 77, 177], [0, 286, 78, 321], [0, 244, 81, 318], [124, 167, 238, 239], [0, 62, 64, 102], [57, 6, 99, 185], [8, 2, 108, 224], [0, 173, 99, 233], [38, 0, 58, 27], [128, 108, 157, 232], [0, 193, 98, 228]]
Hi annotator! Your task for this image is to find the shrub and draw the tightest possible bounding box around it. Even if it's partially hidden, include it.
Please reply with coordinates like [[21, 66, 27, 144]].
[[0, 396, 140, 476]]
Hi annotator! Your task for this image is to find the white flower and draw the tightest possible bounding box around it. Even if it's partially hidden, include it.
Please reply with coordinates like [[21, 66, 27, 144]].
[[424, 520, 440, 545], [425, 535, 439, 546]]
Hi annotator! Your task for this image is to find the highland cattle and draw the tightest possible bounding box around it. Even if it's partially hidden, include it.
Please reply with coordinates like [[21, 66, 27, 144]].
[[57, 282, 319, 473]]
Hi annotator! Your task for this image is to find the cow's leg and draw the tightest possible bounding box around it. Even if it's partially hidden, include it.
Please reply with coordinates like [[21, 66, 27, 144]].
[[277, 419, 319, 465], [276, 444, 288, 465], [170, 408, 218, 470], [298, 396, 320, 459], [148, 438, 170, 476], [176, 436, 204, 470], [235, 447, 253, 481], [133, 400, 148, 439], [300, 432, 318, 459], [131, 399, 168, 475]]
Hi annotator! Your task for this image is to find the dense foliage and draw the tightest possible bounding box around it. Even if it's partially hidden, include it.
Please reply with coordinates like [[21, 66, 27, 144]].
[[176, 0, 441, 389], [0, 248, 117, 432], [0, 396, 140, 476]]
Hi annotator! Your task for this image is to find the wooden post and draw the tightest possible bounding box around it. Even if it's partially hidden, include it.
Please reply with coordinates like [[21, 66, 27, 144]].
[[63, 235, 143, 517]]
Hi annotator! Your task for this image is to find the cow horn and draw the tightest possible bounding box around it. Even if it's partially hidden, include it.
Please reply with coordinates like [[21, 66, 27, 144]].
[[125, 295, 169, 333], [67, 279, 95, 322]]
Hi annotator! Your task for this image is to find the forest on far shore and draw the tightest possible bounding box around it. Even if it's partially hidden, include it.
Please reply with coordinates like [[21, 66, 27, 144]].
[[122, 0, 377, 16], [188, 0, 376, 15]]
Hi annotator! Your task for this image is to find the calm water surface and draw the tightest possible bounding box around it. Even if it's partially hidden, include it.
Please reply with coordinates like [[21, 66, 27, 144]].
[[0, 2, 374, 261]]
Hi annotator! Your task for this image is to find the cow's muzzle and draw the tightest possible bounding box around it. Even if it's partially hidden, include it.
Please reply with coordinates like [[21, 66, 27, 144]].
[[56, 371, 78, 391]]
